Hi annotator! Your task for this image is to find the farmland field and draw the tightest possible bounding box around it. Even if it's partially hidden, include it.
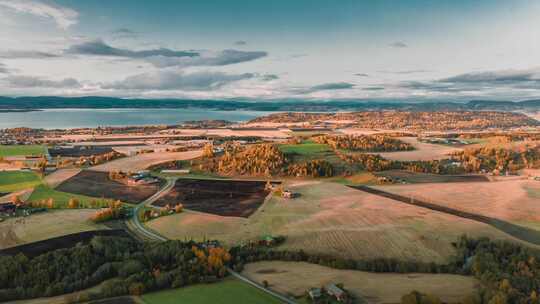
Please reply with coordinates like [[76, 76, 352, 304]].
[[90, 150, 202, 172], [0, 145, 45, 157], [147, 182, 531, 263], [153, 178, 270, 217], [0, 229, 127, 258], [243, 261, 477, 304], [278, 141, 357, 175], [374, 180, 540, 231], [141, 278, 281, 304], [57, 170, 160, 204], [44, 168, 81, 188], [48, 146, 114, 157], [0, 209, 107, 249], [370, 137, 461, 161], [278, 142, 331, 155], [28, 184, 115, 208], [0, 171, 42, 193]]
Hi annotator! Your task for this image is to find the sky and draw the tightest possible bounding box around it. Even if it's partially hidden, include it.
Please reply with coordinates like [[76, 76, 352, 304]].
[[1, 0, 540, 101]]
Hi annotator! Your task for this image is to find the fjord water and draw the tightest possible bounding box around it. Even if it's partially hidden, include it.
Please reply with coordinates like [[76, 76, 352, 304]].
[[0, 108, 273, 129]]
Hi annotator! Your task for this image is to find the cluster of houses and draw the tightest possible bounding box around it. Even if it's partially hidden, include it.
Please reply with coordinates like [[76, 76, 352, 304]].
[[0, 201, 44, 220], [376, 175, 407, 184], [308, 283, 351, 303], [126, 170, 160, 186], [0, 202, 17, 217]]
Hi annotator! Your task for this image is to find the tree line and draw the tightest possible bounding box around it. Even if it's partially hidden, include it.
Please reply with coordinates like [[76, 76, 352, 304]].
[[0, 237, 230, 302], [313, 134, 414, 152], [1, 234, 539, 303], [451, 144, 540, 174], [201, 144, 335, 177]]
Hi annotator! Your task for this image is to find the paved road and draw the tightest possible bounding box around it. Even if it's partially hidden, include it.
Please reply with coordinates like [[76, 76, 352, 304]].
[[126, 177, 176, 242], [124, 177, 295, 303]]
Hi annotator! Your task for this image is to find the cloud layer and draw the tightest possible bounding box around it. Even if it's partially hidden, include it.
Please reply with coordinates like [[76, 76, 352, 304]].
[[309, 82, 355, 92], [400, 68, 540, 94], [5, 75, 81, 88], [102, 71, 254, 91], [66, 40, 268, 68], [0, 0, 78, 29]]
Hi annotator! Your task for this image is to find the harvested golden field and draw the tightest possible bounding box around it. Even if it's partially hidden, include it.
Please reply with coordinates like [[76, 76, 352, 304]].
[[243, 261, 478, 304], [147, 182, 528, 263], [44, 168, 81, 188], [91, 150, 201, 172], [170, 128, 291, 138], [0, 209, 107, 249], [338, 128, 404, 136], [374, 180, 540, 230], [372, 137, 461, 161]]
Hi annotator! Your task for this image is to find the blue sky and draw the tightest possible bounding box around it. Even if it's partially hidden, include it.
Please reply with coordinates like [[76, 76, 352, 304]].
[[0, 0, 540, 100]]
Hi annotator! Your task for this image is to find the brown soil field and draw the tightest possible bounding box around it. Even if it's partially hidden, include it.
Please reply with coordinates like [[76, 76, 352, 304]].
[[44, 168, 81, 188], [147, 182, 532, 263], [57, 170, 160, 203], [90, 150, 201, 172], [0, 229, 128, 258], [49, 146, 115, 157], [243, 261, 477, 304], [372, 137, 462, 161], [375, 170, 489, 184], [0, 209, 106, 249], [153, 179, 271, 217], [374, 180, 540, 230]]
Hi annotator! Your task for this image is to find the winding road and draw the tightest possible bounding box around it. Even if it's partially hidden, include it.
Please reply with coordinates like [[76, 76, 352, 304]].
[[125, 177, 176, 242]]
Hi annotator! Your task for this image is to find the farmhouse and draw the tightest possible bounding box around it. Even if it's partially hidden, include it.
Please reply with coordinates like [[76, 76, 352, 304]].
[[125, 170, 160, 185], [308, 288, 322, 300], [0, 202, 16, 216], [281, 189, 299, 199], [326, 283, 347, 302]]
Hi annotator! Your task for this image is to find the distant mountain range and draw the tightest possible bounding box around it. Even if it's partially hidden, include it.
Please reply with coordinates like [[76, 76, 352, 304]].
[[0, 96, 539, 112]]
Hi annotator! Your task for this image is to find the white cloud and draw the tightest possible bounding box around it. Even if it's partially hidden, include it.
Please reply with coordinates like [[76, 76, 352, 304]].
[[102, 70, 255, 91], [5, 75, 81, 88], [0, 0, 78, 29]]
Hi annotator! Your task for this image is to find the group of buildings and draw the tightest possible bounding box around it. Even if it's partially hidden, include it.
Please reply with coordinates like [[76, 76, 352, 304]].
[[308, 283, 350, 303]]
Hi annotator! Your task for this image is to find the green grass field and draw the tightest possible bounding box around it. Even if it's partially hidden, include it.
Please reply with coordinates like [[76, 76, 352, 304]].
[[278, 142, 331, 155], [0, 145, 45, 157], [0, 171, 42, 193], [141, 278, 281, 304], [27, 184, 114, 208]]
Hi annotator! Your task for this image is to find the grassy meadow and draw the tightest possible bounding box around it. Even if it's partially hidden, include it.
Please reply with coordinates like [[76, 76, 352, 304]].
[[0, 171, 42, 193], [141, 278, 281, 304], [0, 145, 45, 157], [27, 184, 115, 208], [0, 209, 107, 249]]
